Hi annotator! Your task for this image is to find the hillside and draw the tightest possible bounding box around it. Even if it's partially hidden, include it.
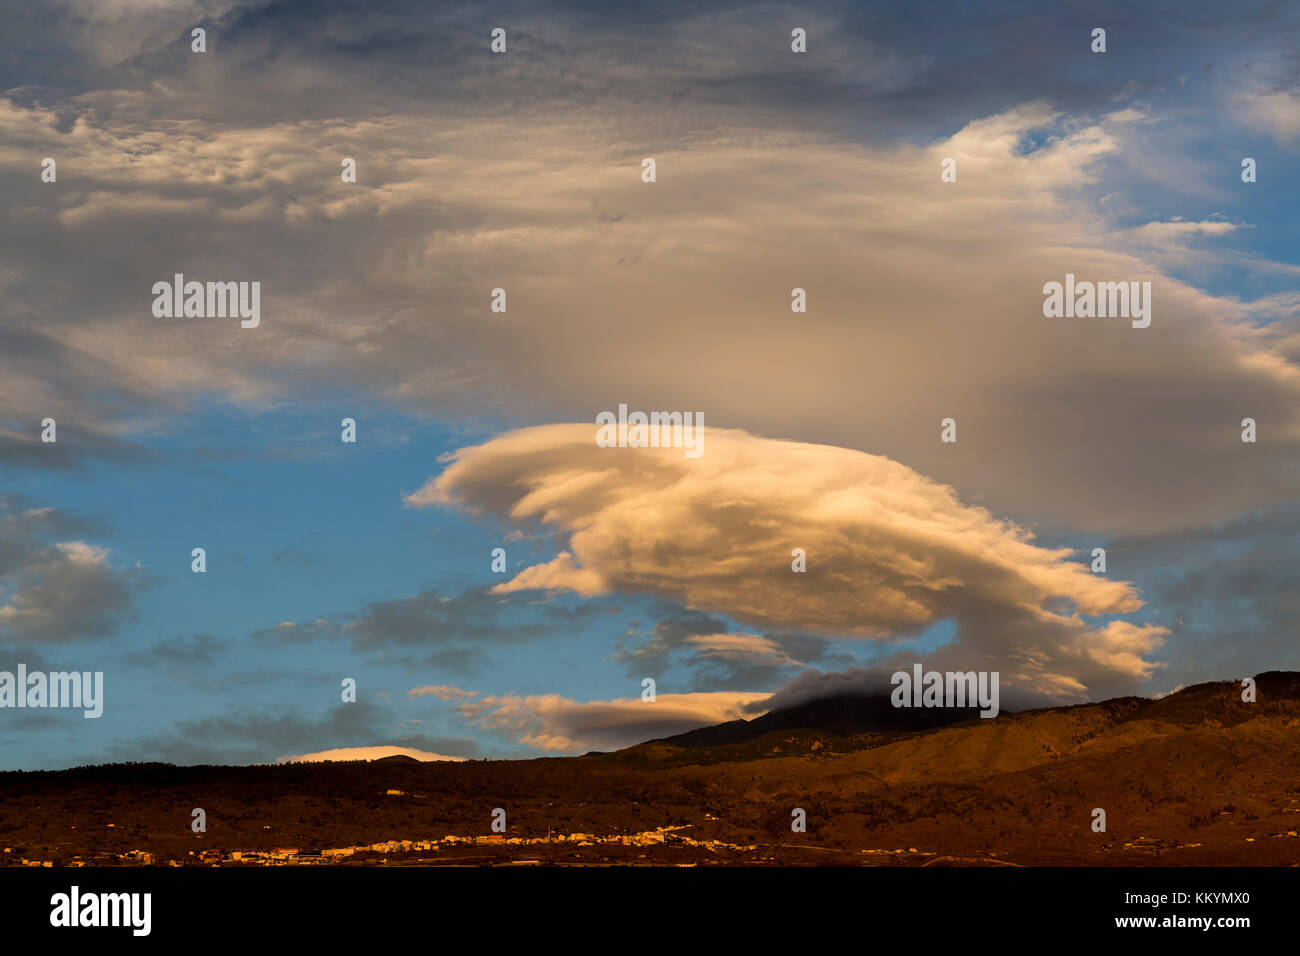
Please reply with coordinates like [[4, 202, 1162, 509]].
[[1, 673, 1297, 866], [660, 690, 984, 748]]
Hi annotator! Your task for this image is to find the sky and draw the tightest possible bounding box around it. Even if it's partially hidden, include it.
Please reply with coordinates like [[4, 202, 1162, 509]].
[[1, 0, 1298, 769]]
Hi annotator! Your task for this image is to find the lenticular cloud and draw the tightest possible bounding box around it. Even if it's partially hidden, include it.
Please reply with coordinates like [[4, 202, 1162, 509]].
[[407, 424, 1168, 700]]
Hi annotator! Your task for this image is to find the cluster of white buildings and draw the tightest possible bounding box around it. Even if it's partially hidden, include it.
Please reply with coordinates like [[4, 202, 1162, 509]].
[[227, 848, 306, 864], [2, 824, 759, 868], [301, 825, 704, 861]]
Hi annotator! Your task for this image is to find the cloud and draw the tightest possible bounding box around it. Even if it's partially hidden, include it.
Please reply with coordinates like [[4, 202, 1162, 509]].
[[750, 664, 1063, 715], [96, 699, 480, 766], [277, 745, 467, 763], [0, 421, 158, 473], [611, 606, 841, 691], [683, 633, 805, 667], [272, 546, 314, 568], [125, 633, 230, 668], [0, 497, 148, 642], [412, 423, 1168, 699], [456, 690, 768, 752], [252, 585, 615, 672], [1103, 500, 1300, 688], [1241, 90, 1300, 145], [2, 92, 1297, 531], [408, 684, 478, 701], [1125, 218, 1243, 244]]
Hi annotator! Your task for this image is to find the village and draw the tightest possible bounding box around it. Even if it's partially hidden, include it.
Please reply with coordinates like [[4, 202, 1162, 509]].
[[1, 822, 950, 867], [3, 824, 773, 867]]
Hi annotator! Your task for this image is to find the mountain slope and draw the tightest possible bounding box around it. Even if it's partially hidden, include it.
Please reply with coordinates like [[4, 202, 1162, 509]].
[[660, 690, 985, 748]]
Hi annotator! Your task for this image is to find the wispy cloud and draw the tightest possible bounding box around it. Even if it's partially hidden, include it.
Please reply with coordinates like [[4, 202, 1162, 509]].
[[456, 690, 768, 752]]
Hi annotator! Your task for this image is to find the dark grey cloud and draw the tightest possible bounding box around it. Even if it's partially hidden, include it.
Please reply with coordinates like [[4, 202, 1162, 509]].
[[271, 546, 313, 567], [1105, 501, 1300, 691], [0, 416, 159, 473], [0, 492, 103, 574], [0, 640, 54, 671], [252, 585, 617, 675], [752, 664, 1059, 716], [612, 603, 848, 691], [612, 607, 732, 674], [424, 646, 489, 676], [0, 495, 149, 642], [6, 0, 1296, 134], [125, 633, 231, 669], [0, 708, 67, 732]]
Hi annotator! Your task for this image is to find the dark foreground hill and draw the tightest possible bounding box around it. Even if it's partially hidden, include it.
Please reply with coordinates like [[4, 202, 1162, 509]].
[[1, 673, 1298, 866]]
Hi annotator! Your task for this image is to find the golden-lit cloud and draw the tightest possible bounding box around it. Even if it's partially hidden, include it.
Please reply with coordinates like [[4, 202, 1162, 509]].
[[685, 633, 805, 668], [456, 690, 769, 753], [411, 424, 1168, 699], [408, 684, 479, 701]]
